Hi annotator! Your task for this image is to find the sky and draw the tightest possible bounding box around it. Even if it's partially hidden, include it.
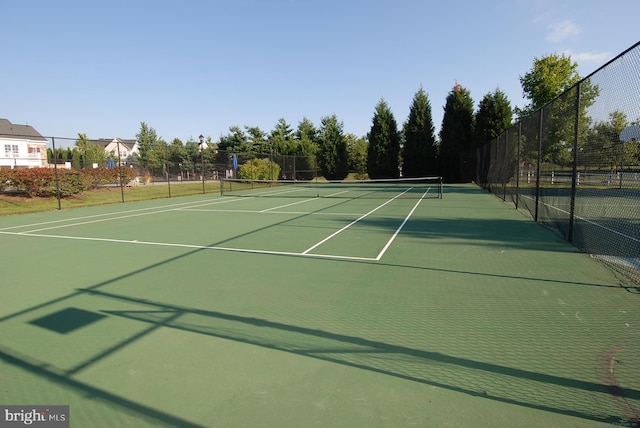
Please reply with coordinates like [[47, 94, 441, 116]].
[[2, 0, 638, 146]]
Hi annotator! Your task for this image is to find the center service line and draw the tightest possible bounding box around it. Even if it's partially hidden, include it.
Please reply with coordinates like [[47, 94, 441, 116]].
[[301, 187, 412, 255], [375, 187, 430, 260]]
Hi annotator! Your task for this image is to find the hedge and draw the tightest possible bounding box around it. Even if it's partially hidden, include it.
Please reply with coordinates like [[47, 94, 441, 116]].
[[0, 167, 137, 198]]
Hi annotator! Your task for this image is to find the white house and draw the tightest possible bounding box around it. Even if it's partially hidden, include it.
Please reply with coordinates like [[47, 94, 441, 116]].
[[0, 118, 48, 169], [96, 138, 139, 165]]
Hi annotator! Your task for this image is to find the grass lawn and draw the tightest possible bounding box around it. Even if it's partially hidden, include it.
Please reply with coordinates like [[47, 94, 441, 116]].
[[0, 182, 218, 216]]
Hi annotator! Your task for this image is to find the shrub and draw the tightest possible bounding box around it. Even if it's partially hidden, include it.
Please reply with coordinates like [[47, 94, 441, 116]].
[[11, 168, 56, 197], [57, 169, 86, 197], [0, 169, 13, 192], [2, 167, 139, 198], [237, 158, 281, 180]]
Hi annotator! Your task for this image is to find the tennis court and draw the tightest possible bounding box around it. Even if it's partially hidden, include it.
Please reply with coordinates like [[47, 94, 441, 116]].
[[0, 182, 638, 427]]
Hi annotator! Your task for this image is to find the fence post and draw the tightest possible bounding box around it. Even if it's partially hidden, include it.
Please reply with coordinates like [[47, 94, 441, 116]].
[[165, 142, 171, 198], [534, 109, 543, 222], [51, 137, 62, 210], [568, 82, 581, 243], [116, 139, 125, 203], [503, 132, 508, 201], [515, 122, 521, 209]]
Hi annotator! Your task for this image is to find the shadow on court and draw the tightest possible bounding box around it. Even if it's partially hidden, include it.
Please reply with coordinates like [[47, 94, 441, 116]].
[[1, 184, 639, 426]]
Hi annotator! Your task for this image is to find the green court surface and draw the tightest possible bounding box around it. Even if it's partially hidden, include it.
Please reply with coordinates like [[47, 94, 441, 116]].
[[0, 184, 638, 427]]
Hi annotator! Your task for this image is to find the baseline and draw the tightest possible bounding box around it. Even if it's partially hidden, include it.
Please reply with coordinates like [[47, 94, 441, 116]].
[[0, 230, 378, 262]]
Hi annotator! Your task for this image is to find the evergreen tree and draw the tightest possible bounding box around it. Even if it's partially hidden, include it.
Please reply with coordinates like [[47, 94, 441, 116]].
[[293, 117, 318, 179], [74, 133, 90, 168], [269, 118, 294, 155], [438, 83, 475, 182], [295, 117, 318, 146], [318, 114, 348, 180], [367, 99, 401, 178], [218, 126, 249, 152], [74, 133, 107, 168], [135, 122, 164, 174], [345, 133, 367, 179], [475, 89, 513, 146], [475, 89, 513, 184], [402, 87, 436, 177], [167, 138, 191, 175], [245, 126, 267, 154]]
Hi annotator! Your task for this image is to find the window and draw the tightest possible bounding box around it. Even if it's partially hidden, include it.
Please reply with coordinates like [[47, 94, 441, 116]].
[[4, 144, 19, 158], [28, 146, 41, 158]]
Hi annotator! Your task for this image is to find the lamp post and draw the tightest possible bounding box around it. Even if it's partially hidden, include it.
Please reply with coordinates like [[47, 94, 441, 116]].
[[199, 134, 206, 194]]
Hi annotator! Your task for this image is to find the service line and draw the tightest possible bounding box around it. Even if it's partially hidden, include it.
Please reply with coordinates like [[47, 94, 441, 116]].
[[302, 188, 412, 255]]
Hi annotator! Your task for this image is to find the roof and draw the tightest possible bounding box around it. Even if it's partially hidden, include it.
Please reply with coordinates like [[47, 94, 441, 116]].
[[0, 118, 47, 142], [96, 138, 137, 150]]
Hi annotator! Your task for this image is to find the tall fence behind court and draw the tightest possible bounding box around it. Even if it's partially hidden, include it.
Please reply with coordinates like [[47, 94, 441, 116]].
[[478, 42, 640, 288]]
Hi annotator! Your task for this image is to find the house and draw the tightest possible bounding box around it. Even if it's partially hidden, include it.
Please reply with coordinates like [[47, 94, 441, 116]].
[[0, 119, 48, 169], [96, 138, 139, 166]]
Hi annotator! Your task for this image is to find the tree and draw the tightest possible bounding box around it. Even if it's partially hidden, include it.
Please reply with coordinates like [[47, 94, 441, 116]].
[[345, 133, 367, 179], [245, 126, 268, 154], [439, 83, 475, 182], [218, 126, 249, 152], [269, 118, 294, 155], [318, 114, 348, 180], [74, 133, 107, 168], [184, 138, 201, 176], [402, 87, 437, 177], [475, 89, 513, 184], [293, 118, 319, 179], [517, 54, 600, 166], [517, 53, 581, 118], [582, 111, 639, 171], [74, 133, 90, 168], [167, 138, 191, 176], [367, 98, 401, 179], [295, 117, 318, 145], [134, 122, 164, 174], [475, 89, 513, 146]]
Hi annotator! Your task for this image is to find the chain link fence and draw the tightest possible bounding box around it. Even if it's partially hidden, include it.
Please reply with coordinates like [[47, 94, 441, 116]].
[[479, 42, 640, 288], [1, 132, 319, 210]]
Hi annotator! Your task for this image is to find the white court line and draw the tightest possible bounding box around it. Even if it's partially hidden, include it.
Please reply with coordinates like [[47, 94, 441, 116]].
[[0, 230, 378, 262], [258, 190, 351, 212], [15, 197, 252, 234], [235, 185, 312, 197], [0, 197, 245, 232], [302, 188, 412, 255], [2, 187, 430, 262], [520, 194, 640, 244], [180, 208, 364, 216], [260, 197, 319, 212], [375, 188, 430, 260]]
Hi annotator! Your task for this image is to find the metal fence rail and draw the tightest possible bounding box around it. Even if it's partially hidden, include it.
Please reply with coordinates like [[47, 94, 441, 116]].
[[479, 42, 640, 288]]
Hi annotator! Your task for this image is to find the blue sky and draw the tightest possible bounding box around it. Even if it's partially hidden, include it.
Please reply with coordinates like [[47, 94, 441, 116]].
[[2, 0, 638, 146]]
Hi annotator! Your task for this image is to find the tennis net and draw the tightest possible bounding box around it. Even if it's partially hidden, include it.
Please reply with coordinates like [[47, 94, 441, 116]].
[[220, 177, 443, 199]]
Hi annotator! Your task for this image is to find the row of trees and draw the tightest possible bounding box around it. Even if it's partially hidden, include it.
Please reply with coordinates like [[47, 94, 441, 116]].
[[47, 134, 109, 169], [115, 84, 511, 183], [63, 53, 636, 183]]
